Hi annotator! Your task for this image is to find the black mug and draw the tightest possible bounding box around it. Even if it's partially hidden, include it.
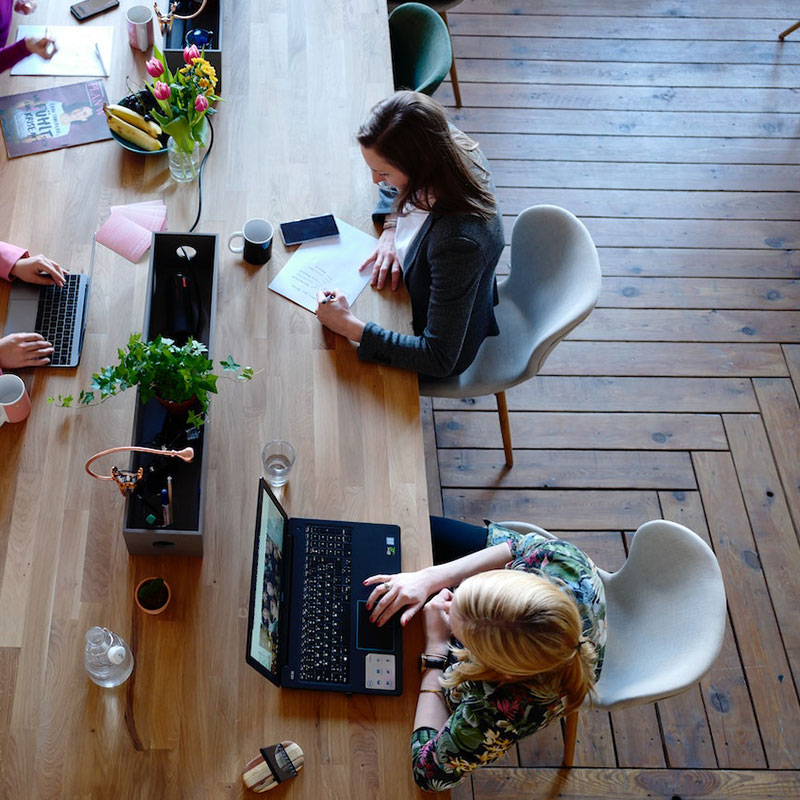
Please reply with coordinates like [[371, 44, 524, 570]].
[[228, 218, 274, 265]]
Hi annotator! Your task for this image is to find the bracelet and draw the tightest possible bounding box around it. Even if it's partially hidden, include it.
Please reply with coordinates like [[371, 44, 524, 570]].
[[419, 688, 448, 708], [382, 219, 397, 230]]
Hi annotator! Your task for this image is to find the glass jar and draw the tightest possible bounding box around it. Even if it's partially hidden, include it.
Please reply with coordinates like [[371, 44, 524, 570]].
[[167, 136, 201, 183]]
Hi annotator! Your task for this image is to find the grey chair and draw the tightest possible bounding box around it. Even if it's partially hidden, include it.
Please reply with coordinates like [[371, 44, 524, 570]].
[[389, 0, 464, 106], [419, 205, 601, 467], [388, 3, 453, 99], [498, 519, 727, 768]]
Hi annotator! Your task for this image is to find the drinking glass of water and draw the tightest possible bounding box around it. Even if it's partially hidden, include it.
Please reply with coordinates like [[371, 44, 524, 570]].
[[261, 439, 296, 487]]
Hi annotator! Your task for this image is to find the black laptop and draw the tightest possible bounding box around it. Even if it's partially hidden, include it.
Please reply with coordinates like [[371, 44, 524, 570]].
[[2, 238, 94, 368], [246, 478, 402, 695]]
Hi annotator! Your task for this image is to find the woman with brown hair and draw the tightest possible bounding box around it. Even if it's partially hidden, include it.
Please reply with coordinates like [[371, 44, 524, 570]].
[[364, 518, 607, 792], [315, 90, 504, 379]]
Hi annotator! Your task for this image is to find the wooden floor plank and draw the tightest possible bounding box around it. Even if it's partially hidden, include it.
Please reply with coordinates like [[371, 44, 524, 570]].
[[419, 396, 443, 516], [573, 309, 800, 342], [437, 449, 696, 490], [593, 248, 800, 279], [462, 109, 800, 141], [785, 345, 800, 400], [597, 279, 800, 310], [441, 489, 661, 530], [450, 13, 800, 41], [659, 490, 763, 768], [490, 160, 800, 192], [433, 377, 758, 414], [479, 133, 800, 166], [496, 188, 800, 223], [503, 217, 800, 251], [456, 59, 800, 89], [434, 411, 728, 451], [470, 767, 800, 799], [457, 0, 800, 20], [454, 35, 800, 66], [541, 342, 787, 378], [693, 451, 800, 768], [724, 413, 800, 688], [753, 378, 800, 537]]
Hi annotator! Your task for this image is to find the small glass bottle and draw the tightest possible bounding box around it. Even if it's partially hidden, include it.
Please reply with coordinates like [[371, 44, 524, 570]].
[[84, 626, 134, 688]]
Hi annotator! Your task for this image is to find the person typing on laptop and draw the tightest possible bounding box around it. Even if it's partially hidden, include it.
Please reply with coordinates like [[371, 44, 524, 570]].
[[1, 240, 66, 368]]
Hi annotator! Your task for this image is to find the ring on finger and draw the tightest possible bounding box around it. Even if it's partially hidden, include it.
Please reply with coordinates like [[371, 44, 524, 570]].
[[383, 581, 392, 591]]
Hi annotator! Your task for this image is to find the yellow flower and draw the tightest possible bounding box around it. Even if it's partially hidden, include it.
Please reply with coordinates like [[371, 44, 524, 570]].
[[198, 78, 209, 89]]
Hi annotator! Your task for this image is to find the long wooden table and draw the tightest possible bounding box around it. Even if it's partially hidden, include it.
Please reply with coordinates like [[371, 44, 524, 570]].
[[0, 2, 434, 797]]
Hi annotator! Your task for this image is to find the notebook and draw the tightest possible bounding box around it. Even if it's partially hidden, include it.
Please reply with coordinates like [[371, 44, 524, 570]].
[[246, 478, 403, 695], [3, 237, 94, 368]]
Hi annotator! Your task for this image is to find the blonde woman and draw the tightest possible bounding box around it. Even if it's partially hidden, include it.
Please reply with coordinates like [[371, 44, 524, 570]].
[[365, 518, 607, 792]]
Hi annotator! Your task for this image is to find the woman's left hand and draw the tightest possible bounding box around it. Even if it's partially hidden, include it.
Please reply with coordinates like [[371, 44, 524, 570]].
[[422, 588, 453, 654], [14, 1, 37, 13], [315, 289, 366, 343]]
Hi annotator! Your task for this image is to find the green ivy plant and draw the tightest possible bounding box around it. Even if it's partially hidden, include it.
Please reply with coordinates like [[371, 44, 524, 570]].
[[48, 333, 254, 429]]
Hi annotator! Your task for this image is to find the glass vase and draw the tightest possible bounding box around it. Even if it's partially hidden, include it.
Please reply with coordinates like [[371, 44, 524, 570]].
[[167, 137, 201, 183]]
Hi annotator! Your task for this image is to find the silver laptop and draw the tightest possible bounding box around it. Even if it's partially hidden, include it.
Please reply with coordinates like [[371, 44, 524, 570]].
[[3, 238, 94, 368]]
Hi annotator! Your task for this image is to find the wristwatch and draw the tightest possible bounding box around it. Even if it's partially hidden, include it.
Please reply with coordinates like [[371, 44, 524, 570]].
[[419, 653, 448, 672]]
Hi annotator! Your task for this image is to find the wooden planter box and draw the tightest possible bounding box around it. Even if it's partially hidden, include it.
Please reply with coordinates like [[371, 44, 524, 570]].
[[162, 0, 223, 94], [122, 232, 219, 557]]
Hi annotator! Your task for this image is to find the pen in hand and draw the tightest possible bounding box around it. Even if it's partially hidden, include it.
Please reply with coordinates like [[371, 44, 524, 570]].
[[320, 291, 335, 305]]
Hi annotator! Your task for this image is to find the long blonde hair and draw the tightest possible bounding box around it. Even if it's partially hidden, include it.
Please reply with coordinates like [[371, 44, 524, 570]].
[[442, 570, 597, 713]]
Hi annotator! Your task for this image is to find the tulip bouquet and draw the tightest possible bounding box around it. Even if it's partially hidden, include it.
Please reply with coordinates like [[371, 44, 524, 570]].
[[145, 44, 219, 154]]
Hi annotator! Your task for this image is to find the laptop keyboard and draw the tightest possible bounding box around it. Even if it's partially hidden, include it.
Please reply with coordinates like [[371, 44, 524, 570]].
[[299, 524, 352, 683], [35, 274, 80, 366]]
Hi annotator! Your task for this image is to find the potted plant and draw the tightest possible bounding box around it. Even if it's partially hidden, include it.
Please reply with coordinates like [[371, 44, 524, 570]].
[[135, 576, 171, 615], [48, 333, 253, 429]]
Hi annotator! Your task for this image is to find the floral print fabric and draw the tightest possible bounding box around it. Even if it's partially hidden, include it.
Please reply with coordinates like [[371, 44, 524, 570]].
[[410, 523, 607, 791]]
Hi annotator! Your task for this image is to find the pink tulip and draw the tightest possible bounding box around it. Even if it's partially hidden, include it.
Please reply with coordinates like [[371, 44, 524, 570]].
[[183, 44, 201, 64], [194, 95, 209, 113], [145, 57, 163, 77], [152, 81, 171, 101]]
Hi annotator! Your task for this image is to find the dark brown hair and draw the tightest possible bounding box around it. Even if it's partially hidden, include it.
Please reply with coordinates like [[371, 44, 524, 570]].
[[356, 91, 496, 219]]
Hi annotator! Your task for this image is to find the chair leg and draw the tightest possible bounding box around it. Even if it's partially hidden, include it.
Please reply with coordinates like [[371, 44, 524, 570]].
[[562, 710, 578, 768], [495, 391, 513, 467], [779, 20, 800, 40], [439, 12, 462, 107]]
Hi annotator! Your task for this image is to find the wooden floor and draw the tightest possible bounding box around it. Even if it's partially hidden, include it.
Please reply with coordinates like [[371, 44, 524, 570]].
[[424, 1, 800, 797]]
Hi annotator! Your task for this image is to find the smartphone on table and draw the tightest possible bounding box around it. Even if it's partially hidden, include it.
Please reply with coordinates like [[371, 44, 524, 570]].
[[70, 0, 119, 22], [279, 214, 339, 247]]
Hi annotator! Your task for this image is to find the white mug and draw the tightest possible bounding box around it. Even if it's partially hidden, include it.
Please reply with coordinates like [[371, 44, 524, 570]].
[[0, 374, 32, 426], [127, 5, 154, 52]]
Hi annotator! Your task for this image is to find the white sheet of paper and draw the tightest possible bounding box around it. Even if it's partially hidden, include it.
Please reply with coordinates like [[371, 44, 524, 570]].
[[268, 218, 377, 312], [11, 26, 113, 77]]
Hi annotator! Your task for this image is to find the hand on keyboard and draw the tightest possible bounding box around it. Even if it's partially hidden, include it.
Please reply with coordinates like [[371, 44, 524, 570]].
[[0, 332, 53, 368], [10, 254, 67, 287]]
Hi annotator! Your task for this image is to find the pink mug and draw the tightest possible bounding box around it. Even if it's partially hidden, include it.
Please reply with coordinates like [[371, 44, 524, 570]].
[[127, 5, 154, 52], [0, 374, 31, 426]]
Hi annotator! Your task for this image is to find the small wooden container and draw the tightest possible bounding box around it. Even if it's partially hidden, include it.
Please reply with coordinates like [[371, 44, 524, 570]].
[[242, 741, 304, 793]]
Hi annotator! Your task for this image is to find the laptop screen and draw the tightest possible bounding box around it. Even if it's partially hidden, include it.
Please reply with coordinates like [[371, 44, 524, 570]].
[[246, 480, 287, 684]]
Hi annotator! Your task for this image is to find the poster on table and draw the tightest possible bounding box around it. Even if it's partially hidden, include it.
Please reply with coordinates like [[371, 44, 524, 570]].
[[0, 80, 110, 158]]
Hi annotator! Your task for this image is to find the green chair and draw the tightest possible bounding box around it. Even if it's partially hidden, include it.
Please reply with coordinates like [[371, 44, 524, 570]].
[[389, 0, 464, 106], [388, 2, 453, 99]]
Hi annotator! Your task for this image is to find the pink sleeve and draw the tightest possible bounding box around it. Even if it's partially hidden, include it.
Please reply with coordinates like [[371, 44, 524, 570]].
[[0, 241, 28, 282], [0, 38, 30, 74]]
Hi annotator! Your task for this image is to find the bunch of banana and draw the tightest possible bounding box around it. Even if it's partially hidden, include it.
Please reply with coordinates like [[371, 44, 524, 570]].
[[104, 103, 163, 151]]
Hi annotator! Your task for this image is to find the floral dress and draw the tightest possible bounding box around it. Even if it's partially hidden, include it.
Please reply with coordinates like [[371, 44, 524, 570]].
[[410, 523, 607, 792]]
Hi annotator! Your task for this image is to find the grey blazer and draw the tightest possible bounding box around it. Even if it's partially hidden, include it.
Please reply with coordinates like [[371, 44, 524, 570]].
[[358, 175, 503, 379]]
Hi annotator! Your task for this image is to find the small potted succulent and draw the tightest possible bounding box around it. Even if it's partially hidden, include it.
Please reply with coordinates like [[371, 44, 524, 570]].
[[135, 577, 171, 615], [49, 333, 253, 429]]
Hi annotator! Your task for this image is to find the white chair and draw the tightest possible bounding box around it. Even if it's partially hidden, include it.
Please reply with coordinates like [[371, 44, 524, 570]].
[[498, 519, 727, 767], [420, 205, 601, 467]]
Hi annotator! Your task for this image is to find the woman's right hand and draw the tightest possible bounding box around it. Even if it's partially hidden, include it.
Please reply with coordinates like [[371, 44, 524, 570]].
[[0, 332, 53, 368], [359, 228, 401, 291], [363, 567, 440, 628], [25, 36, 56, 60]]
